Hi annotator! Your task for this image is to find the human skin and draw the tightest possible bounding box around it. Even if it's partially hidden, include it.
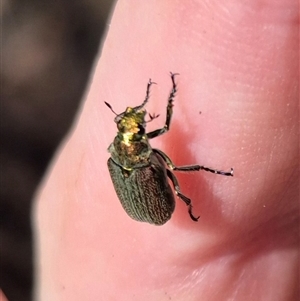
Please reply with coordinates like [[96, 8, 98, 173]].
[[33, 1, 299, 300], [0, 290, 8, 301]]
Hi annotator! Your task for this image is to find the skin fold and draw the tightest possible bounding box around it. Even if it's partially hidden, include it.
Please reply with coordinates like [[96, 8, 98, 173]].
[[33, 1, 299, 300]]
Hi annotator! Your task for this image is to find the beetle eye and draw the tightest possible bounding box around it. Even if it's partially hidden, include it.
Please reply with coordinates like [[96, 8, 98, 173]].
[[138, 124, 145, 135]]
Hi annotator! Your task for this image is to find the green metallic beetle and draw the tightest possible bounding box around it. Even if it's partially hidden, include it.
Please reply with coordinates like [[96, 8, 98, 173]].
[[105, 73, 233, 225]]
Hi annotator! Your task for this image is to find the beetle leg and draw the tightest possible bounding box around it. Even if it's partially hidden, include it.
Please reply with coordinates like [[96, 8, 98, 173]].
[[147, 72, 178, 139], [166, 169, 199, 221], [134, 79, 157, 111], [153, 149, 233, 176]]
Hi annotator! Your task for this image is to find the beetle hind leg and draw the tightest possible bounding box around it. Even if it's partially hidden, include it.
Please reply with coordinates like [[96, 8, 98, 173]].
[[166, 169, 200, 222]]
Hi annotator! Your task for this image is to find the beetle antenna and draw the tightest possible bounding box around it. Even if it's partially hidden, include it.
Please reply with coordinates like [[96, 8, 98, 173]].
[[104, 101, 118, 115]]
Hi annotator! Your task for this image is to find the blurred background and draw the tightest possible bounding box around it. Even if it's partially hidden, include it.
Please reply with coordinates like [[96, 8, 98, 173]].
[[1, 1, 114, 300]]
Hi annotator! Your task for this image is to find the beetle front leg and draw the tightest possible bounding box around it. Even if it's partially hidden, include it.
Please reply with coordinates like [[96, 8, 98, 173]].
[[134, 78, 157, 111], [166, 170, 199, 222], [147, 72, 178, 139]]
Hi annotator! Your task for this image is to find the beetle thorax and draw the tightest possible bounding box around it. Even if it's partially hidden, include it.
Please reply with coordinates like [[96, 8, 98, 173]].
[[109, 136, 152, 170]]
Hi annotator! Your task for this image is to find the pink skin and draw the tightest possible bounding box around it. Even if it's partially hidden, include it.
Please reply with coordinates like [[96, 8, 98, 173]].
[[33, 1, 299, 300], [0, 290, 9, 301]]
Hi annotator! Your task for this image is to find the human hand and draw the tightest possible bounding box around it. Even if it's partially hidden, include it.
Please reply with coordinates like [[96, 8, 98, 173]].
[[33, 1, 299, 300]]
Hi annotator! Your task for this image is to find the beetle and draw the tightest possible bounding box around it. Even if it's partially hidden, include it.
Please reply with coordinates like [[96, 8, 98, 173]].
[[105, 73, 233, 225]]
